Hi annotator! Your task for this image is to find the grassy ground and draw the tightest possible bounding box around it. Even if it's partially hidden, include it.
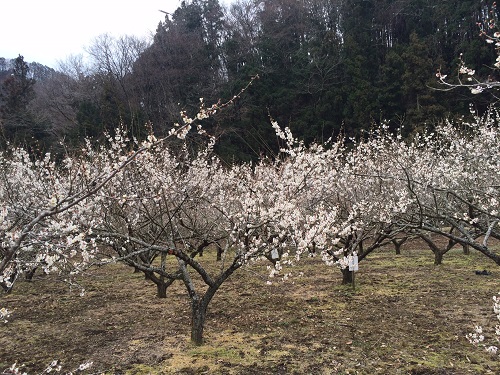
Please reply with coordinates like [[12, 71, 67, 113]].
[[0, 240, 499, 374]]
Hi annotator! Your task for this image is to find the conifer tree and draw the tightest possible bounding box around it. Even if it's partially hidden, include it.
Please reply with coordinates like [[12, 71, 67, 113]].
[[0, 55, 41, 147]]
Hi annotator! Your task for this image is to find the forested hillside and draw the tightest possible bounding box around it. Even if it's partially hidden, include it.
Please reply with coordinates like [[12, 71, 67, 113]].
[[0, 0, 498, 160]]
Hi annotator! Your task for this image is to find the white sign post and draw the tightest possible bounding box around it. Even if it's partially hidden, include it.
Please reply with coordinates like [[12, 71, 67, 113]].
[[348, 254, 359, 272], [271, 248, 279, 260], [348, 254, 359, 291]]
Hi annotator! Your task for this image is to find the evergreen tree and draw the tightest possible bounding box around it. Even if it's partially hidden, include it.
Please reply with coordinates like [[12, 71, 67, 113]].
[[376, 48, 405, 129], [401, 33, 446, 131], [0, 55, 47, 148], [0, 55, 35, 116], [132, 0, 226, 135]]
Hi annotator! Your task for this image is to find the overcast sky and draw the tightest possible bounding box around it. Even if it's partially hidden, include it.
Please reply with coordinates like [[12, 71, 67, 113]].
[[0, 0, 191, 68]]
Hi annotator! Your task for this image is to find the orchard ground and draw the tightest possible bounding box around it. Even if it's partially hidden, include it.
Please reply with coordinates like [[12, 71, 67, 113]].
[[1, 240, 499, 374]]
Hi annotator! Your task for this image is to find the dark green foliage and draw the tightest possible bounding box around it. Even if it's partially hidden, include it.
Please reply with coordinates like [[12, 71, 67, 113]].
[[0, 55, 35, 117], [3, 0, 499, 159], [0, 55, 52, 149], [401, 33, 446, 130], [376, 49, 405, 128]]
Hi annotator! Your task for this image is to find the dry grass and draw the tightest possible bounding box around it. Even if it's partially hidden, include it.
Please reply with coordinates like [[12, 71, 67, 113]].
[[1, 241, 499, 374]]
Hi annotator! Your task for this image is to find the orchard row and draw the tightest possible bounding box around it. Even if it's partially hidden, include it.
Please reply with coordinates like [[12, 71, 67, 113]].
[[0, 111, 499, 344]]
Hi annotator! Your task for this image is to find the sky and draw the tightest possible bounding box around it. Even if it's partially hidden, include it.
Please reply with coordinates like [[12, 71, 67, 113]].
[[0, 0, 187, 68]]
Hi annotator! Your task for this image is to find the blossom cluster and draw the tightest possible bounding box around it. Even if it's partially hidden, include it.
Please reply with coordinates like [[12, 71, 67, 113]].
[[0, 307, 10, 323], [3, 360, 93, 375], [467, 293, 500, 357]]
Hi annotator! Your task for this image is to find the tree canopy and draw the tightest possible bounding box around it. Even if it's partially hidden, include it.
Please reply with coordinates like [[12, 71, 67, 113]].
[[1, 0, 498, 160]]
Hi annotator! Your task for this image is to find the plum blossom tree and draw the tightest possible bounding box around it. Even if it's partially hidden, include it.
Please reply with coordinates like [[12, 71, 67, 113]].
[[0, 134, 168, 296], [433, 2, 500, 359], [399, 115, 500, 265], [1, 79, 275, 347], [0, 148, 98, 294], [83, 126, 325, 344], [271, 121, 418, 284], [319, 125, 416, 283], [291, 114, 500, 271]]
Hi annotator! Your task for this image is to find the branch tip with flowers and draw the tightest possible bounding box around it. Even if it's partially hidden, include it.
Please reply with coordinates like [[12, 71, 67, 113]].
[[435, 2, 500, 95], [169, 74, 258, 140]]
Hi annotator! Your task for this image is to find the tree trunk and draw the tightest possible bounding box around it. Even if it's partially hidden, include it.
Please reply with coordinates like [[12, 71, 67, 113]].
[[25, 267, 37, 281], [396, 244, 403, 255], [157, 283, 167, 298], [341, 268, 353, 285], [357, 241, 364, 257], [434, 251, 444, 265], [191, 298, 208, 345], [157, 253, 168, 297], [463, 243, 470, 255], [394, 242, 402, 255], [392, 238, 407, 255]]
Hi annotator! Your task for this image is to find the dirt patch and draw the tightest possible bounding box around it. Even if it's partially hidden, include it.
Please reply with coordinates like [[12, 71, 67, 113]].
[[1, 243, 499, 374]]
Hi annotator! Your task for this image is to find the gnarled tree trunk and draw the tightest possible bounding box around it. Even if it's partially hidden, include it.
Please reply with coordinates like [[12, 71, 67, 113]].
[[462, 243, 470, 255], [341, 268, 353, 284], [392, 237, 408, 255], [434, 251, 444, 265], [191, 297, 209, 345]]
